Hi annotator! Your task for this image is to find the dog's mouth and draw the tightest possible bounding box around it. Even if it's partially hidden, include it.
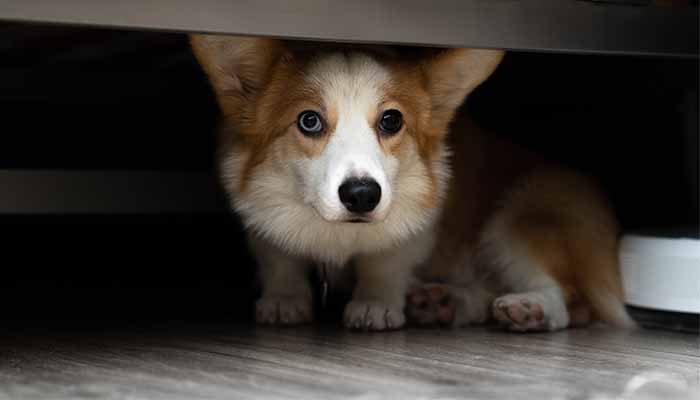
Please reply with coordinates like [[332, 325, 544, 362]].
[[345, 217, 371, 224], [342, 215, 374, 224]]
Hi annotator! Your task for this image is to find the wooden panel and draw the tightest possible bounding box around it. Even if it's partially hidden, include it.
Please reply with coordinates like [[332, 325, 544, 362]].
[[0, 0, 697, 57]]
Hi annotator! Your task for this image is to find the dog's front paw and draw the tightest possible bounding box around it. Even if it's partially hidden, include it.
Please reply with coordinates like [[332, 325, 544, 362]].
[[406, 284, 456, 327], [256, 295, 312, 325], [343, 300, 405, 331]]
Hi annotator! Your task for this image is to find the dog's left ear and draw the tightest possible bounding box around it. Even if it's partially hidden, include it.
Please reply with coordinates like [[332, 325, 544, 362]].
[[190, 34, 287, 111], [423, 48, 504, 122]]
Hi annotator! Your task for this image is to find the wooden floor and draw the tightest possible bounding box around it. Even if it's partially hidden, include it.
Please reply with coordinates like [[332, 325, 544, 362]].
[[0, 322, 697, 400]]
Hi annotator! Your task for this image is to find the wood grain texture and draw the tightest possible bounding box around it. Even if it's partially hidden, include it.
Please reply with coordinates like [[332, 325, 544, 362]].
[[0, 323, 697, 399]]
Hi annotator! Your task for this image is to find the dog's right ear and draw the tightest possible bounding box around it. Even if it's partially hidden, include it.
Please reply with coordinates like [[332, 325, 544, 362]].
[[422, 48, 504, 127], [190, 34, 286, 108]]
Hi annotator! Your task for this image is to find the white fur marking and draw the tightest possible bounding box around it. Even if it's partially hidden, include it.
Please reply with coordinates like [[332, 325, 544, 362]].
[[301, 53, 396, 222]]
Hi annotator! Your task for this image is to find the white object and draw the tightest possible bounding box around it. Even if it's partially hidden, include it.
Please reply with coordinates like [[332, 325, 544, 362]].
[[620, 234, 700, 314]]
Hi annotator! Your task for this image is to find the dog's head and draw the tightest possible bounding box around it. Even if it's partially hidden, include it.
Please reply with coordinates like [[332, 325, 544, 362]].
[[191, 35, 503, 261]]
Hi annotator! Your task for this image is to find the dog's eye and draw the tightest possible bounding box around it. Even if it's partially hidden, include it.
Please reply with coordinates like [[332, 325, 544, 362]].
[[297, 110, 324, 136], [378, 109, 403, 135]]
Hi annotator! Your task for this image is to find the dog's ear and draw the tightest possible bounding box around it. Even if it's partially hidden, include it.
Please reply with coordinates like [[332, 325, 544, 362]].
[[423, 48, 504, 122], [190, 34, 286, 109]]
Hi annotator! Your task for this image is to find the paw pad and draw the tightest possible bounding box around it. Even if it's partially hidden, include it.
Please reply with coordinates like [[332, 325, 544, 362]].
[[493, 295, 548, 332]]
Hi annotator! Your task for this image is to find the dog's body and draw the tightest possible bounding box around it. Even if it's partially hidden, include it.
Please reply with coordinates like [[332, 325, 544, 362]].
[[191, 35, 634, 331]]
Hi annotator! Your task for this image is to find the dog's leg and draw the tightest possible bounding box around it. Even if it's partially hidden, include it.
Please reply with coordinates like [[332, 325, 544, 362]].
[[480, 169, 630, 332], [344, 250, 413, 331], [344, 229, 434, 331], [406, 283, 494, 327], [250, 235, 312, 325]]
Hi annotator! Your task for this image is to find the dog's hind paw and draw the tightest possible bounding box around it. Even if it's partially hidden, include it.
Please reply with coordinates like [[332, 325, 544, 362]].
[[492, 294, 548, 332], [406, 284, 456, 326]]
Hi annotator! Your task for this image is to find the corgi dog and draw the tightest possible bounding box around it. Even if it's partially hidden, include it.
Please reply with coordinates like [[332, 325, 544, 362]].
[[190, 34, 635, 332]]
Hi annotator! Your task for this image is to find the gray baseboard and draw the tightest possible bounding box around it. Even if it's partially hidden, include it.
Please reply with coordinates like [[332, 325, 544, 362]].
[[0, 170, 225, 214]]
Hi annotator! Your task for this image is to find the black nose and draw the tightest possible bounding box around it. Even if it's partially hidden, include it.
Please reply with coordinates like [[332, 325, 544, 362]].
[[338, 178, 381, 214]]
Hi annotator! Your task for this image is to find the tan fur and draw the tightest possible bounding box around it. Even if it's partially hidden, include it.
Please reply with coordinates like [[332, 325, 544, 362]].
[[191, 36, 330, 191], [379, 49, 505, 211]]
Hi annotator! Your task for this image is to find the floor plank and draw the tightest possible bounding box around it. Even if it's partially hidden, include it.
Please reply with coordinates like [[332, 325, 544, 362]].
[[0, 323, 697, 399]]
